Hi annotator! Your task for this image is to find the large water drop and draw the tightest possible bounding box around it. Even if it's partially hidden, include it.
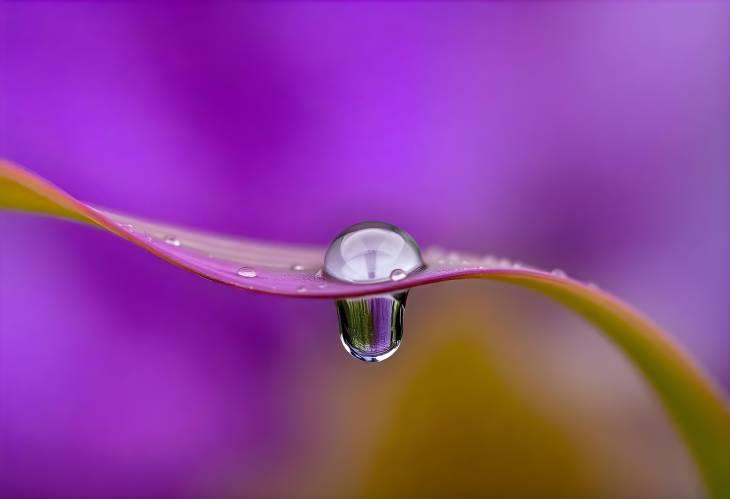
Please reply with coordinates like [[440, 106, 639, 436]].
[[324, 222, 424, 363]]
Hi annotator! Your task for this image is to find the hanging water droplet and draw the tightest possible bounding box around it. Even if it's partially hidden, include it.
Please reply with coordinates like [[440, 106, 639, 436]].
[[236, 267, 257, 278], [291, 264, 305, 271], [164, 236, 181, 247], [390, 268, 407, 281], [324, 221, 424, 363], [336, 292, 407, 362]]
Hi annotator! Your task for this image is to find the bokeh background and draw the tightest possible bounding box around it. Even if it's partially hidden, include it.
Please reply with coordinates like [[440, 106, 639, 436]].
[[1, 2, 728, 498]]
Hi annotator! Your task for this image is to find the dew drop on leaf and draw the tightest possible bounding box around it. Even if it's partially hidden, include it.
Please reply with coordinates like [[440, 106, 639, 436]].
[[163, 235, 181, 247], [236, 267, 257, 278], [390, 269, 407, 281]]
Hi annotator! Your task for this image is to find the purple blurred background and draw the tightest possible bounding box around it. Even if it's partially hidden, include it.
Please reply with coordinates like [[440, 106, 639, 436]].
[[1, 2, 728, 498]]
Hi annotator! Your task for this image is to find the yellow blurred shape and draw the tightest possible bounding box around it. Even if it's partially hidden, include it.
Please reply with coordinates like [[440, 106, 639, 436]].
[[357, 333, 596, 498]]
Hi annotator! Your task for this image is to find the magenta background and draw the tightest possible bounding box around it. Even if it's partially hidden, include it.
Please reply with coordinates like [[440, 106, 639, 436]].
[[1, 3, 728, 497]]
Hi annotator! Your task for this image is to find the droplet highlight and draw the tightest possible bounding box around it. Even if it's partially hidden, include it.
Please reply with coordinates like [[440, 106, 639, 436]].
[[336, 292, 406, 362]]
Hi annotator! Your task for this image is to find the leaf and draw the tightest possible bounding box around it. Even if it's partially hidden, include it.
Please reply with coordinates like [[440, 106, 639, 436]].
[[1, 158, 729, 498]]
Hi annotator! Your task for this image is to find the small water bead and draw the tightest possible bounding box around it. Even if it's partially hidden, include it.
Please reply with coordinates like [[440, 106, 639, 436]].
[[389, 268, 407, 282], [324, 222, 424, 363], [551, 269, 567, 278], [236, 267, 257, 278], [164, 236, 181, 247], [297, 286, 307, 293], [291, 264, 305, 271]]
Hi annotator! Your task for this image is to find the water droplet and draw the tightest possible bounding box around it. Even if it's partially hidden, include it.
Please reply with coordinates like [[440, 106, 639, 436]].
[[324, 222, 423, 284], [120, 223, 134, 231], [291, 264, 305, 271], [297, 286, 307, 293], [236, 267, 257, 278], [325, 222, 424, 362], [164, 236, 181, 247], [551, 269, 567, 278], [317, 283, 328, 289], [390, 268, 407, 281]]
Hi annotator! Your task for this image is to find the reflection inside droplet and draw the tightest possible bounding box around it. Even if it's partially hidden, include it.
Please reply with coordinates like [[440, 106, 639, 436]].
[[336, 292, 407, 362]]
